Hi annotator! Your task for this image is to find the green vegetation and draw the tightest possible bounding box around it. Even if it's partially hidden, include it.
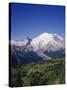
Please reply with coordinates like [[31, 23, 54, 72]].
[[10, 56, 65, 87]]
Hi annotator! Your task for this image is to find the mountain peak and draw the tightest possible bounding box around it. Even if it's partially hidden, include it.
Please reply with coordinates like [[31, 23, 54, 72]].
[[30, 32, 64, 51], [10, 32, 64, 52], [38, 32, 63, 40]]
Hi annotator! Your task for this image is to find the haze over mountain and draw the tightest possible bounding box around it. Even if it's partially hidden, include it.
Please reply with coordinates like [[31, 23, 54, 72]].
[[10, 33, 65, 66]]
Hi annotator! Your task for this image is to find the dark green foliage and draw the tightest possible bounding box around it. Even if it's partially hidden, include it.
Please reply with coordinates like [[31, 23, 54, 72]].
[[11, 56, 65, 87], [11, 66, 24, 87], [15, 69, 23, 87]]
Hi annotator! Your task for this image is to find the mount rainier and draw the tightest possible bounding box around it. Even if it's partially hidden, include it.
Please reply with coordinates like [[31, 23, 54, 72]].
[[10, 33, 65, 66]]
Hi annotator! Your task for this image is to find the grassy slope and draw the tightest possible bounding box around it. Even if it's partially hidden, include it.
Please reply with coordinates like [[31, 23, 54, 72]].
[[10, 56, 65, 87]]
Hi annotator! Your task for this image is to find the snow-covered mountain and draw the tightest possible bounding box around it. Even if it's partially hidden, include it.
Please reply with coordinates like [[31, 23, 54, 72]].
[[10, 33, 65, 66], [30, 33, 64, 52], [11, 37, 32, 47]]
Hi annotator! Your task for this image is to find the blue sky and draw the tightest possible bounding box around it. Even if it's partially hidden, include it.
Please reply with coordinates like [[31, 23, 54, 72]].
[[10, 3, 65, 40]]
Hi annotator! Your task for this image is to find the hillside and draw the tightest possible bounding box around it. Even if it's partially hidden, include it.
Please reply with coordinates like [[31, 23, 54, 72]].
[[10, 56, 65, 87]]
